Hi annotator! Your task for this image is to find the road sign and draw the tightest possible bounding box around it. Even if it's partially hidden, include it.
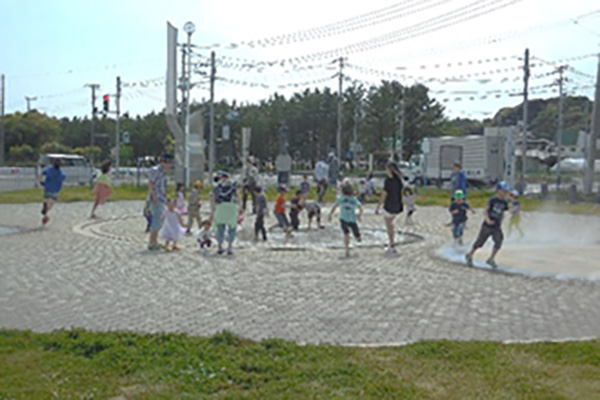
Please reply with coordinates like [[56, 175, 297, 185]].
[[421, 138, 431, 154], [122, 131, 130, 144], [222, 125, 230, 141]]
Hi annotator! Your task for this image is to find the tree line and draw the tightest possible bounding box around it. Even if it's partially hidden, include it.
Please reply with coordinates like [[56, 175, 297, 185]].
[[2, 80, 593, 167]]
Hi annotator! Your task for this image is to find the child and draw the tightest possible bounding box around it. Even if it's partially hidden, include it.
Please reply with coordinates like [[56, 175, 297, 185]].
[[269, 186, 293, 236], [465, 181, 510, 268], [304, 199, 324, 229], [40, 158, 66, 226], [143, 200, 152, 233], [161, 198, 186, 251], [329, 182, 363, 258], [186, 180, 202, 235], [358, 179, 368, 204], [254, 186, 269, 241], [90, 160, 113, 219], [508, 190, 524, 237], [403, 187, 416, 225], [175, 182, 187, 215], [300, 175, 310, 195], [197, 220, 212, 255], [365, 172, 376, 200], [289, 190, 303, 231], [449, 189, 471, 246]]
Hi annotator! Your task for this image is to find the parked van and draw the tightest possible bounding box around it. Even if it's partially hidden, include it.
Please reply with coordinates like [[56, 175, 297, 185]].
[[38, 154, 93, 185]]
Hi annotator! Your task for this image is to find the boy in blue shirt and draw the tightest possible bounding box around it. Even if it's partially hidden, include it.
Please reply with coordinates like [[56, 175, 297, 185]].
[[449, 189, 471, 246], [465, 181, 510, 269], [329, 182, 363, 258], [40, 158, 66, 226]]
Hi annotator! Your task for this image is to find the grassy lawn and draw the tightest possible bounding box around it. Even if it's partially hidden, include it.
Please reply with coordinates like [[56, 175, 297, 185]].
[[1, 184, 599, 215], [1, 330, 599, 399]]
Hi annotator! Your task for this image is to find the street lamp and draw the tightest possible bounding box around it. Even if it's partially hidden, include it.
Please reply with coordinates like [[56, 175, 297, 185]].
[[183, 21, 195, 186]]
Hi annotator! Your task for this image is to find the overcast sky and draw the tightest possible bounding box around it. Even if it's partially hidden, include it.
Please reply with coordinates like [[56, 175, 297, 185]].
[[1, 0, 598, 121]]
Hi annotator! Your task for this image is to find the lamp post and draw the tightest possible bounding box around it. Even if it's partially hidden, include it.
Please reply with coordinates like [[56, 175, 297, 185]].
[[183, 21, 195, 187]]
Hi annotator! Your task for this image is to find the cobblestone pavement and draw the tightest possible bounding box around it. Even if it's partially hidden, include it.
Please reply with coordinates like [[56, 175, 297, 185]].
[[1, 200, 599, 345]]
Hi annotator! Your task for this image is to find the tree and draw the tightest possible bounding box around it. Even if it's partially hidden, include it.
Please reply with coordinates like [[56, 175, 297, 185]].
[[40, 141, 72, 154], [4, 111, 60, 150], [8, 144, 36, 164]]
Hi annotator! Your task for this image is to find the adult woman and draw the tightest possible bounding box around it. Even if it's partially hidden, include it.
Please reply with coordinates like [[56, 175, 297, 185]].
[[209, 171, 242, 256], [375, 161, 404, 254]]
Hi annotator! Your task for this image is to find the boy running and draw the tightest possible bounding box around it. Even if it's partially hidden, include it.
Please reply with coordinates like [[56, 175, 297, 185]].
[[269, 186, 293, 236], [254, 186, 269, 241], [449, 189, 471, 246], [40, 158, 66, 226], [329, 182, 363, 258], [465, 181, 510, 269]]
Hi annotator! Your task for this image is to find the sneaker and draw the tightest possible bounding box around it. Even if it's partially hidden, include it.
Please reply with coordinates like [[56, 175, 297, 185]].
[[465, 253, 473, 266], [227, 248, 233, 256], [217, 248, 225, 255], [385, 245, 397, 254], [356, 236, 362, 243], [42, 216, 49, 226], [172, 245, 181, 251], [486, 258, 498, 269]]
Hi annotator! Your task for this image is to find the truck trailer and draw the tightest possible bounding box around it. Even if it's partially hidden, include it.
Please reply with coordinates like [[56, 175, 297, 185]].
[[411, 135, 506, 186]]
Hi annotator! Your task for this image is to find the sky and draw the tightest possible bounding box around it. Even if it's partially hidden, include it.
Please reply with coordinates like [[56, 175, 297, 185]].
[[0, 0, 599, 121]]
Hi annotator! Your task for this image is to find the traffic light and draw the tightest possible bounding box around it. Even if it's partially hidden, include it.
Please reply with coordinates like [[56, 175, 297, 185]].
[[103, 94, 110, 112]]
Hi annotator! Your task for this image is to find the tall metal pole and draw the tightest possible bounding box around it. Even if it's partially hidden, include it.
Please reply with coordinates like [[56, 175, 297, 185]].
[[115, 76, 121, 172], [337, 57, 344, 162], [184, 31, 193, 187], [209, 51, 216, 179], [584, 54, 600, 195], [352, 104, 359, 152], [399, 86, 405, 162], [0, 74, 5, 166], [556, 65, 566, 189], [85, 83, 100, 165], [522, 48, 530, 180]]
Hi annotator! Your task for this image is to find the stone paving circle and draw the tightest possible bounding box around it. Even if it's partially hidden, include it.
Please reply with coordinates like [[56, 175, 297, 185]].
[[1, 200, 599, 346]]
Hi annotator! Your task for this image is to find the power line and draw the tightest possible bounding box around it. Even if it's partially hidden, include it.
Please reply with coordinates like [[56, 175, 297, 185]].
[[196, 0, 455, 50]]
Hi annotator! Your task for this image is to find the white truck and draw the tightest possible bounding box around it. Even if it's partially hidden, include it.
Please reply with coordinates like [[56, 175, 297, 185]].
[[410, 135, 506, 186]]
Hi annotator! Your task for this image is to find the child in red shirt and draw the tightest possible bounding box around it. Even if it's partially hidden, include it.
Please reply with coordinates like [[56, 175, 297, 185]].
[[269, 186, 293, 236]]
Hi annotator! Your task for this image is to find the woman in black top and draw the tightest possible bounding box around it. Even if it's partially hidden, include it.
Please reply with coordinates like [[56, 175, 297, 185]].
[[375, 161, 404, 254]]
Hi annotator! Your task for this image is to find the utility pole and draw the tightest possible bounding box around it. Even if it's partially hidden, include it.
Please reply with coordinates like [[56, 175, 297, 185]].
[[398, 86, 405, 162], [337, 57, 344, 162], [0, 74, 5, 166], [85, 83, 100, 165], [352, 104, 359, 154], [584, 53, 600, 195], [521, 48, 530, 181], [556, 65, 566, 189], [208, 51, 216, 178], [115, 76, 121, 172], [25, 96, 37, 111]]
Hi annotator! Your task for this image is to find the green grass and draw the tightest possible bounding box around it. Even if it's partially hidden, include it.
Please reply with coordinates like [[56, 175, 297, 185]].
[[1, 184, 599, 215], [1, 330, 599, 399]]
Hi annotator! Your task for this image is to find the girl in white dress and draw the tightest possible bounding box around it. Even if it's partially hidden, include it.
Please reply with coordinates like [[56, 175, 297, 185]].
[[161, 198, 186, 251]]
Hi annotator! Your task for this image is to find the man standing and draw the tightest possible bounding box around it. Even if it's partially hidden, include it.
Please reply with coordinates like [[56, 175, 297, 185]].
[[450, 161, 467, 199], [328, 152, 340, 191], [314, 157, 329, 203], [40, 158, 66, 226], [147, 154, 173, 251]]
